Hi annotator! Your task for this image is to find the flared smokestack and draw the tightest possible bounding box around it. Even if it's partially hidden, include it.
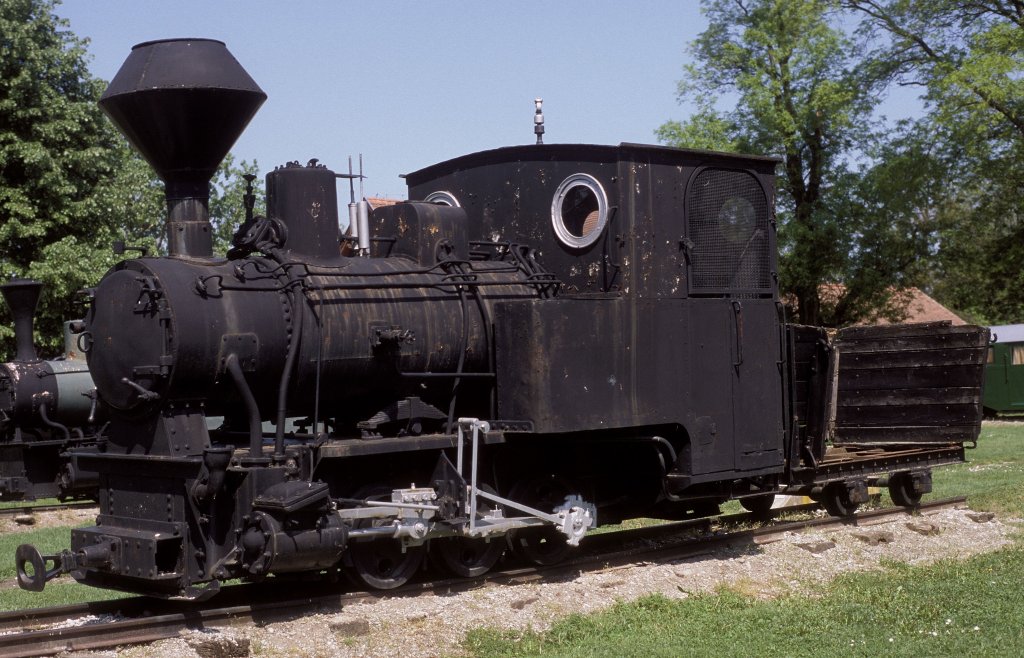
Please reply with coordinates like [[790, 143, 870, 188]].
[[99, 39, 267, 257], [1, 279, 43, 362]]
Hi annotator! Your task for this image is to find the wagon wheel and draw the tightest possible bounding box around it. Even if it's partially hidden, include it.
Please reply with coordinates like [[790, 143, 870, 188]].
[[56, 464, 74, 502], [431, 485, 506, 578], [821, 481, 859, 517], [507, 476, 574, 566], [739, 494, 775, 516], [346, 485, 425, 590], [888, 472, 923, 507]]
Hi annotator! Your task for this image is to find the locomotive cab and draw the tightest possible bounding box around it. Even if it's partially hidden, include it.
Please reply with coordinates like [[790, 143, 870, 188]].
[[406, 143, 788, 487]]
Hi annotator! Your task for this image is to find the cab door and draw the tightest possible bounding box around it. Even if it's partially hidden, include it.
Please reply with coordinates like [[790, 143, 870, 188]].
[[684, 165, 783, 475], [730, 299, 785, 471]]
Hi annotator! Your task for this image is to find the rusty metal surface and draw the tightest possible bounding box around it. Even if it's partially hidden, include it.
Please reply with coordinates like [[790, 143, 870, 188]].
[[789, 444, 966, 487], [266, 161, 341, 260], [834, 323, 990, 445]]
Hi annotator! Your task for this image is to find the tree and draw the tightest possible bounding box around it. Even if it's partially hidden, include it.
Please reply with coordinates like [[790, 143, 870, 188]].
[[822, 125, 944, 322], [0, 0, 164, 357], [848, 0, 1024, 323], [655, 99, 738, 152], [848, 1, 1024, 144], [658, 0, 932, 326]]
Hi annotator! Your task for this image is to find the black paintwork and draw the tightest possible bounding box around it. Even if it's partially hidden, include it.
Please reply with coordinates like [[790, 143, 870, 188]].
[[17, 40, 990, 599], [411, 144, 786, 481], [100, 39, 266, 258]]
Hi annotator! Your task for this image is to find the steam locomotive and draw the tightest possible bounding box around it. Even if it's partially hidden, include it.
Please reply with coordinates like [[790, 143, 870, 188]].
[[16, 39, 988, 599], [0, 280, 102, 501]]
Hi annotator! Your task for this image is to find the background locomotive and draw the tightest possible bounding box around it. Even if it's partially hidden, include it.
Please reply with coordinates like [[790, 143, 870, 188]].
[[0, 279, 102, 501], [17, 39, 988, 598]]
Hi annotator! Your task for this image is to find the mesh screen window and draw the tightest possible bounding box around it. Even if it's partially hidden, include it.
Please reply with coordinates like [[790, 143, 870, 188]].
[[687, 169, 771, 293]]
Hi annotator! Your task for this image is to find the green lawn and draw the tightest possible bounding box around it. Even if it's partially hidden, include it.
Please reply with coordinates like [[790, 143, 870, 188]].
[[0, 516, 128, 611], [0, 525, 75, 581], [0, 581, 126, 610], [0, 497, 60, 509], [466, 549, 1024, 657], [930, 424, 1024, 517], [465, 423, 1024, 657]]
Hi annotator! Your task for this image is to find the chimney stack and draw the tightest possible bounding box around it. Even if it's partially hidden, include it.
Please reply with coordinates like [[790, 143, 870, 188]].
[[99, 39, 267, 257], [1, 279, 43, 362]]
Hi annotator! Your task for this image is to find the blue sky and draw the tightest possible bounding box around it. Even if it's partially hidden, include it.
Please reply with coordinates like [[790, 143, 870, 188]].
[[58, 1, 709, 198], [58, 1, 923, 200]]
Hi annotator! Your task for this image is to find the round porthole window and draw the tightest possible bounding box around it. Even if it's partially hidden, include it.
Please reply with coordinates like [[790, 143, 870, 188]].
[[424, 190, 461, 207], [551, 173, 608, 249]]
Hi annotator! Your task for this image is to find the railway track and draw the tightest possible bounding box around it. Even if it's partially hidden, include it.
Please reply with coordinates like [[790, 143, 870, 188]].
[[0, 502, 96, 518], [0, 497, 968, 657]]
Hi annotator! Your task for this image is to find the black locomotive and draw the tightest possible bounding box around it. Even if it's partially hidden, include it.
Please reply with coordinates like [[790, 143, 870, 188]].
[[0, 279, 102, 501], [16, 39, 988, 598]]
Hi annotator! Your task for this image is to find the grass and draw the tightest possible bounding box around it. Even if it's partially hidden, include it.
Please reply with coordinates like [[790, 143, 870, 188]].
[[0, 526, 76, 581], [0, 582, 127, 610], [930, 424, 1024, 517], [465, 423, 1024, 657], [465, 549, 1024, 657], [0, 516, 129, 611], [0, 497, 60, 509]]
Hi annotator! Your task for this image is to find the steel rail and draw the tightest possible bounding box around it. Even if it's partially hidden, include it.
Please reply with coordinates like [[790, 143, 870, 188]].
[[480, 496, 968, 589], [0, 497, 968, 658], [0, 502, 96, 518]]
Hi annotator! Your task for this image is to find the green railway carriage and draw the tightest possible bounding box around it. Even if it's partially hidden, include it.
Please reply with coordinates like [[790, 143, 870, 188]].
[[984, 324, 1024, 416]]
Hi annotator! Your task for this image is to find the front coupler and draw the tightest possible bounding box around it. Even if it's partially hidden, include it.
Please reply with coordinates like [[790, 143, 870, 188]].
[[16, 541, 112, 593]]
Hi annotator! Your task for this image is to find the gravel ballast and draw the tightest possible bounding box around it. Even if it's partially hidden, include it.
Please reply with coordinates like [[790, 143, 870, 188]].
[[82, 505, 1017, 658]]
